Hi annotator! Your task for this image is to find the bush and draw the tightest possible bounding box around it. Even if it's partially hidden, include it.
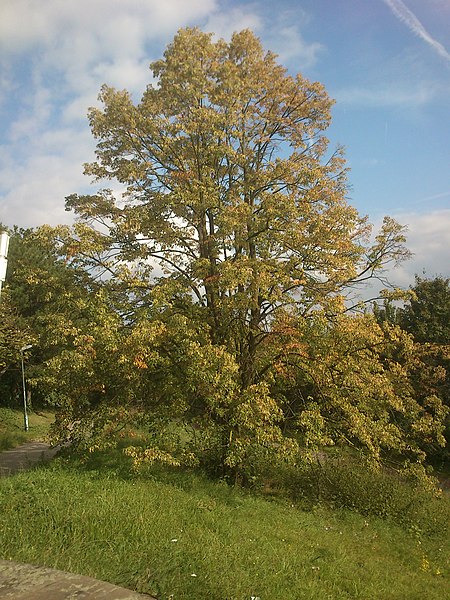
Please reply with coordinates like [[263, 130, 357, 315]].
[[277, 457, 450, 536]]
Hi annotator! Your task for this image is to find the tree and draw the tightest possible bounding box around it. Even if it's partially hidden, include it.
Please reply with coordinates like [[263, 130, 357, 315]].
[[373, 276, 450, 465], [66, 28, 408, 382], [398, 276, 450, 464], [271, 311, 446, 465], [0, 226, 112, 408], [58, 28, 438, 478], [0, 227, 35, 405], [400, 276, 450, 345], [0, 298, 32, 401]]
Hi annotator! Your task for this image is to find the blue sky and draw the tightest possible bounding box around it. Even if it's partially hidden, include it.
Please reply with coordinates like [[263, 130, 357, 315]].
[[0, 0, 449, 289]]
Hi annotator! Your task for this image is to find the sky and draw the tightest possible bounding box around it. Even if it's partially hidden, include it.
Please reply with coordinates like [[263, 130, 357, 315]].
[[0, 0, 449, 291]]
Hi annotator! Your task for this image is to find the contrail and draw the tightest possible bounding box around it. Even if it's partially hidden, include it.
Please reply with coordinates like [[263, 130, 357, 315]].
[[417, 190, 450, 203], [382, 0, 450, 63]]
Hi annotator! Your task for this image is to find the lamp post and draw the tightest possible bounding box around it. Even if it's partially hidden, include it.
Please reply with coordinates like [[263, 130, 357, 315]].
[[20, 344, 33, 431], [0, 231, 10, 303]]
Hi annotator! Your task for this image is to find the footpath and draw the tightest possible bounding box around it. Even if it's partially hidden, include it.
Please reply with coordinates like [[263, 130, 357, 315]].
[[0, 441, 60, 477], [0, 443, 156, 599]]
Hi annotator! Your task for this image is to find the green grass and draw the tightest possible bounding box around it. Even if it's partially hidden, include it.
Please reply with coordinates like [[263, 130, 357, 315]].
[[0, 407, 55, 450], [0, 451, 448, 600]]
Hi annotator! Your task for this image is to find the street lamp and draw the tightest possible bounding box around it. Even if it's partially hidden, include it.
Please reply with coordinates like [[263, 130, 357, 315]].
[[20, 344, 33, 432]]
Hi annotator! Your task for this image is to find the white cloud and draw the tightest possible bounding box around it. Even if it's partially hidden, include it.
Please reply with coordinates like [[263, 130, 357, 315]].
[[8, 86, 53, 143], [0, 125, 95, 229], [384, 209, 450, 289], [0, 0, 217, 53], [0, 0, 221, 230], [205, 6, 262, 40], [204, 4, 323, 69], [382, 0, 450, 63], [334, 84, 435, 108], [269, 26, 323, 67], [357, 210, 450, 300], [258, 7, 323, 69], [0, 0, 218, 106], [91, 58, 156, 99]]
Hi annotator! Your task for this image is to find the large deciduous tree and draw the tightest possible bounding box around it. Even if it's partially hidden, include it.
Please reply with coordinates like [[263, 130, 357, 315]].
[[66, 28, 408, 384], [57, 28, 445, 479]]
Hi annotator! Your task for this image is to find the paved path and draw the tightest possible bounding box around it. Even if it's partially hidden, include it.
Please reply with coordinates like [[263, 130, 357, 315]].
[[0, 441, 60, 477], [0, 446, 156, 598], [0, 560, 156, 599]]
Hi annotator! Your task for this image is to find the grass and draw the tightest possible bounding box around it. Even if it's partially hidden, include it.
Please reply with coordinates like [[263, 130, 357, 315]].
[[0, 448, 448, 600], [0, 407, 55, 450]]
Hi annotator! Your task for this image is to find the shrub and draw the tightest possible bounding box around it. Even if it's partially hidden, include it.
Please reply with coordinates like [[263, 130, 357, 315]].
[[277, 457, 450, 536]]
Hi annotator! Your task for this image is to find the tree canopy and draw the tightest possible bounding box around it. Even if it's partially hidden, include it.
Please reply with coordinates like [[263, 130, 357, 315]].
[[0, 227, 112, 408], [400, 276, 450, 345], [65, 28, 409, 384]]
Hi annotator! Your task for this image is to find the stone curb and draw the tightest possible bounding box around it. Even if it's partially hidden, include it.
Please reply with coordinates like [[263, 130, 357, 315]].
[[0, 560, 156, 599]]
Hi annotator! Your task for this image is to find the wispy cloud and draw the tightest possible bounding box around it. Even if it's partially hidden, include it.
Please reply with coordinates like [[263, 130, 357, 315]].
[[269, 25, 324, 67], [205, 6, 262, 41], [382, 0, 450, 63], [334, 84, 435, 108], [262, 9, 324, 68]]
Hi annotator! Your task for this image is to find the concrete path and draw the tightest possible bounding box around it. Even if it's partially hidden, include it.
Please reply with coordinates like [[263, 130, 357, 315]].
[[0, 560, 156, 599], [0, 441, 60, 477]]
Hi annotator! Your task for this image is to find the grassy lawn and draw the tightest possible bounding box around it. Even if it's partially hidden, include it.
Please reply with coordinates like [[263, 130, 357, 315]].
[[0, 407, 55, 450], [0, 450, 448, 600]]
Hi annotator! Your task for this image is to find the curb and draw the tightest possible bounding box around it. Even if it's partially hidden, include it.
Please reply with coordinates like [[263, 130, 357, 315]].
[[0, 560, 156, 599]]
